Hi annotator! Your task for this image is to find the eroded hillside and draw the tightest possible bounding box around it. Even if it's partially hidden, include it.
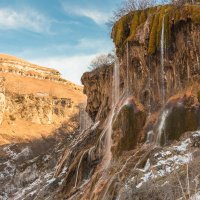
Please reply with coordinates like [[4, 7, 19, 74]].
[[0, 54, 85, 145]]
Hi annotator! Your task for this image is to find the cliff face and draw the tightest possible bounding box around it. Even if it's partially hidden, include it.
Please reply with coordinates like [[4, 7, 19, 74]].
[[84, 5, 200, 120], [0, 54, 61, 82], [53, 4, 200, 200], [0, 55, 85, 145], [81, 65, 113, 122]]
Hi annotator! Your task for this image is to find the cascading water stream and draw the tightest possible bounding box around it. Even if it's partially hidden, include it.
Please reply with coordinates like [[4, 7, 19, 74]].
[[74, 150, 87, 188], [160, 17, 165, 105], [79, 104, 93, 132], [126, 42, 129, 95], [103, 55, 120, 168], [156, 109, 170, 146], [113, 56, 120, 105], [147, 58, 151, 116], [73, 52, 124, 194]]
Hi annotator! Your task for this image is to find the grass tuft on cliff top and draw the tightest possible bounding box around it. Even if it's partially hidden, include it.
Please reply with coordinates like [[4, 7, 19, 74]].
[[112, 4, 200, 54]]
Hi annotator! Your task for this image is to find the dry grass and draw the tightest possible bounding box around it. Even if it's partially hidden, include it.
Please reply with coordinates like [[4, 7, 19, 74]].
[[129, 157, 200, 200], [1, 72, 85, 104]]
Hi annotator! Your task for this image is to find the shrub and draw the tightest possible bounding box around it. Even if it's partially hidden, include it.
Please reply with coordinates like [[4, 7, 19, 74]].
[[88, 53, 115, 71], [9, 115, 16, 121]]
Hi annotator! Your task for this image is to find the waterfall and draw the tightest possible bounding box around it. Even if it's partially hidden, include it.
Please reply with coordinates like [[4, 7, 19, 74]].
[[79, 104, 93, 132], [102, 55, 120, 168], [126, 42, 129, 95], [146, 130, 154, 144], [74, 150, 87, 188], [113, 56, 120, 105], [148, 68, 151, 116], [156, 109, 170, 146], [160, 17, 165, 105]]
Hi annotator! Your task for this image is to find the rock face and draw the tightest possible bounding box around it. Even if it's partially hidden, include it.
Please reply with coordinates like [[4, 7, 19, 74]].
[[50, 4, 200, 200], [112, 97, 147, 156], [165, 95, 200, 140], [6, 92, 73, 125], [81, 65, 113, 122], [111, 5, 200, 112], [0, 55, 85, 145], [0, 54, 62, 83]]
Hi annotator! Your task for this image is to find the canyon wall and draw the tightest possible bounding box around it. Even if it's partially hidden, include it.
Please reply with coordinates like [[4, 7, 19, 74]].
[[83, 5, 200, 121], [63, 4, 200, 200]]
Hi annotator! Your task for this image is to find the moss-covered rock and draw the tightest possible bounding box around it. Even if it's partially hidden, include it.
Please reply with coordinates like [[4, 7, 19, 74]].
[[165, 106, 199, 141], [158, 96, 200, 142], [112, 4, 200, 55], [112, 97, 147, 156]]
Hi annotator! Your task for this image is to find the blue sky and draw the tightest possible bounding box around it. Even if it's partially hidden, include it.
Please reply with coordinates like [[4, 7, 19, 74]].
[[0, 0, 123, 84]]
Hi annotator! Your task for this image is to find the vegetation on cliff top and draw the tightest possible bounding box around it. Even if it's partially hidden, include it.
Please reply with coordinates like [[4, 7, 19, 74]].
[[112, 4, 200, 54]]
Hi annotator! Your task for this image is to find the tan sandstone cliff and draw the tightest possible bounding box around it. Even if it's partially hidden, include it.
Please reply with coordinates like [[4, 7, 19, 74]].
[[0, 54, 85, 145]]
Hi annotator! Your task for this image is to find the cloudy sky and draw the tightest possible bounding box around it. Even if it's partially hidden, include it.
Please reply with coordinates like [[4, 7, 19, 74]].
[[0, 0, 123, 84]]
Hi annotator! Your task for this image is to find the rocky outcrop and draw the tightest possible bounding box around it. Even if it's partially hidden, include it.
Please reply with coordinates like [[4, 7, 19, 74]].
[[0, 55, 87, 199], [0, 74, 78, 126], [155, 94, 200, 144], [112, 97, 147, 156], [5, 92, 73, 125], [112, 5, 200, 112], [81, 65, 113, 121], [0, 55, 85, 145], [66, 4, 200, 200], [0, 54, 63, 83]]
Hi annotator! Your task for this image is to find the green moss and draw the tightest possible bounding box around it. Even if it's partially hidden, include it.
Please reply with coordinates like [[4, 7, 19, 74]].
[[127, 11, 140, 41], [112, 104, 146, 155], [165, 106, 199, 140], [113, 14, 131, 47], [148, 13, 159, 54], [112, 4, 200, 55], [139, 10, 147, 24], [190, 6, 200, 24], [164, 13, 171, 48]]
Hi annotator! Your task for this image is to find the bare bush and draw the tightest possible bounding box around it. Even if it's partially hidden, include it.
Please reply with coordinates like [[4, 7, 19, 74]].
[[108, 0, 158, 26], [88, 53, 115, 71], [172, 0, 196, 6], [108, 0, 198, 26]]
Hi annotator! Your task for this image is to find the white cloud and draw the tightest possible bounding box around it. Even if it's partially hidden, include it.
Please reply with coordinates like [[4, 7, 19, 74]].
[[0, 8, 51, 33], [62, 4, 111, 25], [29, 54, 100, 84]]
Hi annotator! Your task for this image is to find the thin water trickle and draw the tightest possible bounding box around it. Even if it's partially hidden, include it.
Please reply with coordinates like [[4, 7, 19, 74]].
[[74, 150, 87, 188], [113, 56, 120, 105], [146, 130, 154, 144], [161, 17, 165, 105], [156, 109, 170, 146], [79, 104, 93, 132], [148, 70, 151, 116], [126, 42, 129, 95]]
